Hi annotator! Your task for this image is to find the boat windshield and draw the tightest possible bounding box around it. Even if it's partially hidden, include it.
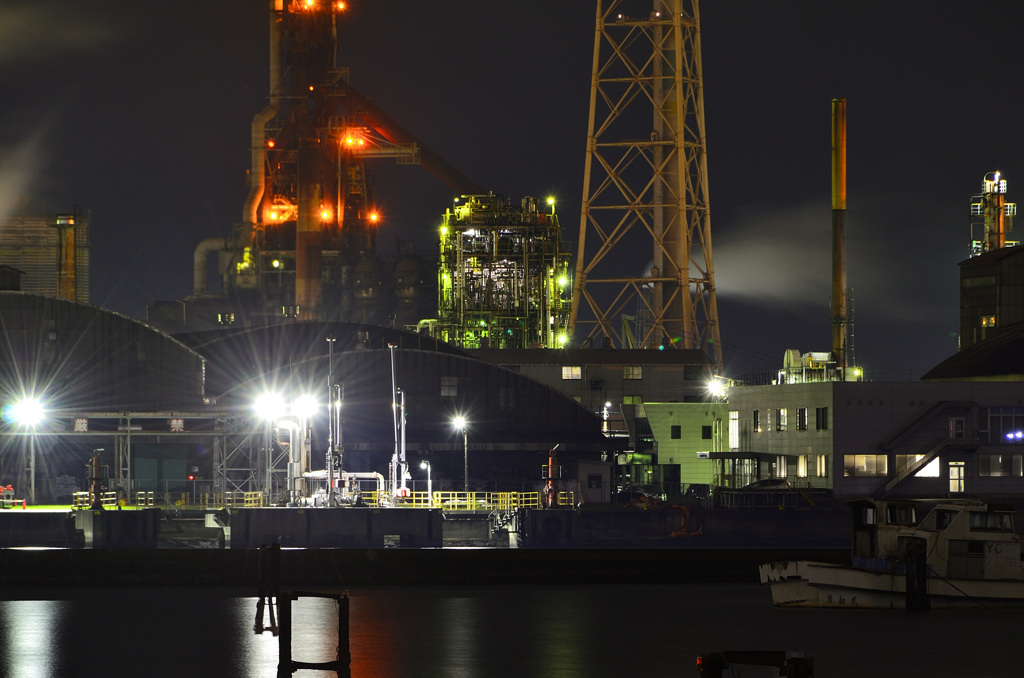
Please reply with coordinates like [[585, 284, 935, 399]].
[[886, 504, 917, 526], [970, 511, 1014, 532]]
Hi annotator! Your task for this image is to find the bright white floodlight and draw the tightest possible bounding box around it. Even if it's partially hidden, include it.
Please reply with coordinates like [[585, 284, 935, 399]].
[[293, 394, 319, 419], [254, 392, 286, 420], [7, 397, 46, 427]]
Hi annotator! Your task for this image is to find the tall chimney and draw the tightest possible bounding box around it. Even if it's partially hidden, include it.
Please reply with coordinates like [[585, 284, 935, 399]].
[[831, 98, 847, 373]]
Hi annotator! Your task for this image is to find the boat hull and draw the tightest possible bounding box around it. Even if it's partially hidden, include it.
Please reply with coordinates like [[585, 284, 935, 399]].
[[759, 560, 1024, 609]]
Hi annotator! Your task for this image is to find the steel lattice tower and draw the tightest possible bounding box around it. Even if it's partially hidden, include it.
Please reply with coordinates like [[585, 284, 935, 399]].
[[570, 0, 721, 368]]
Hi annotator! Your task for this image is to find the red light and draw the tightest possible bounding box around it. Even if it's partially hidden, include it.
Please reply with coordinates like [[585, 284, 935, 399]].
[[188, 474, 195, 481], [368, 211, 380, 223], [266, 139, 275, 149]]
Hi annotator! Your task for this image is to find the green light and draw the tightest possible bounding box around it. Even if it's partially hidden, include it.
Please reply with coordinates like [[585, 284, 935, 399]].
[[557, 275, 568, 287], [557, 333, 568, 346]]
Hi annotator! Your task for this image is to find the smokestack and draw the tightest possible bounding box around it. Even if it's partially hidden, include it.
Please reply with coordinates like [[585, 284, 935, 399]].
[[831, 98, 848, 372]]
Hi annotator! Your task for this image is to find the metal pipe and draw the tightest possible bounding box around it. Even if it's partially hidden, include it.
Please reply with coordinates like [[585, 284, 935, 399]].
[[192, 237, 227, 295], [242, 0, 283, 230]]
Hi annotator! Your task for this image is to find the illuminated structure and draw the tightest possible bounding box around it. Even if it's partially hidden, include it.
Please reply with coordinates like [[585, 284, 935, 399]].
[[149, 0, 480, 333], [571, 0, 721, 366], [960, 173, 1021, 350], [426, 194, 572, 349], [970, 172, 1017, 257]]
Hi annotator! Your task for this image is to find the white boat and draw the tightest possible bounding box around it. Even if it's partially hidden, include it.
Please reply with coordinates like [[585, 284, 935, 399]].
[[759, 498, 1024, 608]]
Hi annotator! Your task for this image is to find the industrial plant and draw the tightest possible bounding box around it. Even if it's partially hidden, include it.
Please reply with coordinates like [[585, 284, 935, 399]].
[[1, 0, 1024, 554]]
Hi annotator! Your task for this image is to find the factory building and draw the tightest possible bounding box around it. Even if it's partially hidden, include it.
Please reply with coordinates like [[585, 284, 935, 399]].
[[0, 292, 206, 502], [698, 173, 1024, 503], [146, 0, 475, 335], [0, 210, 89, 303], [0, 293, 612, 504]]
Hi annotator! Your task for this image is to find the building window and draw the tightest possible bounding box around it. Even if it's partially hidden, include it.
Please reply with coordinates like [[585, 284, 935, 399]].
[[701, 425, 712, 440], [949, 417, 965, 439], [843, 454, 888, 477], [979, 454, 1024, 477], [774, 456, 788, 479], [561, 366, 582, 380], [776, 408, 787, 432], [816, 454, 828, 478], [895, 455, 941, 477], [623, 365, 642, 380], [622, 395, 642, 405], [797, 455, 809, 478], [670, 425, 681, 439], [949, 461, 965, 493], [440, 376, 458, 397], [796, 407, 807, 431], [753, 410, 761, 433], [498, 387, 516, 411], [982, 406, 1024, 443], [729, 411, 739, 451], [815, 406, 829, 431]]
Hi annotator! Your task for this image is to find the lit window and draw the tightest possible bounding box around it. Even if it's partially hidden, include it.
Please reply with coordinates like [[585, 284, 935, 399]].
[[816, 454, 828, 478], [843, 454, 888, 477], [896, 455, 941, 477], [753, 410, 761, 433], [622, 395, 642, 405], [623, 365, 642, 380], [561, 366, 582, 380], [774, 456, 788, 479], [776, 408, 787, 432], [728, 411, 739, 451], [797, 455, 809, 478]]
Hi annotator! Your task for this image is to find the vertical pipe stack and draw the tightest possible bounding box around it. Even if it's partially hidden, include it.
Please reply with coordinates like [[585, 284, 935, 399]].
[[831, 98, 847, 374]]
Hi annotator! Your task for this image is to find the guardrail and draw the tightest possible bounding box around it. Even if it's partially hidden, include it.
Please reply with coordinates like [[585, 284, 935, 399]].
[[390, 491, 575, 511], [65, 489, 573, 511]]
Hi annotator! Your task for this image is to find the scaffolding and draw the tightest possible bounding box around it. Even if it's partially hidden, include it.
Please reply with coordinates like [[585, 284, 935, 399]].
[[428, 194, 572, 349]]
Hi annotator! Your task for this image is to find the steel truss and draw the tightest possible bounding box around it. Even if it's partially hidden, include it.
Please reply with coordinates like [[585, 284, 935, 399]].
[[571, 0, 721, 367]]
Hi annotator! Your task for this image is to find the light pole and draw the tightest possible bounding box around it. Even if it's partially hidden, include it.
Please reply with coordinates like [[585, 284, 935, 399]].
[[453, 416, 468, 493], [6, 397, 45, 504], [254, 392, 285, 502], [420, 460, 432, 506]]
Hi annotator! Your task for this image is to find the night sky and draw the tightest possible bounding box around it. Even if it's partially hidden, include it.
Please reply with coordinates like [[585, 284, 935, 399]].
[[3, 1, 1023, 379]]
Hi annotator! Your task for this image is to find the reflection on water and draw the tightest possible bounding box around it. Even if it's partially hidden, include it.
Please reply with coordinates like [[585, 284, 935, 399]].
[[2, 583, 1024, 677]]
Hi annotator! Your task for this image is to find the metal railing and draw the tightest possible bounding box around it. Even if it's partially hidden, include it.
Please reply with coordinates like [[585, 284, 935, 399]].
[[71, 491, 118, 508], [64, 489, 574, 511]]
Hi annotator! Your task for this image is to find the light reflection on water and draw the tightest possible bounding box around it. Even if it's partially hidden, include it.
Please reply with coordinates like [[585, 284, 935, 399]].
[[2, 584, 1024, 677]]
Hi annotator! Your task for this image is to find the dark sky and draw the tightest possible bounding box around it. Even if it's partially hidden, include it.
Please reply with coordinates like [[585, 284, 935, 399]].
[[2, 1, 1023, 379]]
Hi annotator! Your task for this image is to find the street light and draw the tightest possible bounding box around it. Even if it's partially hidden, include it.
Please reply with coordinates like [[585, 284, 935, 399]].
[[453, 416, 468, 493], [4, 396, 46, 504], [420, 460, 432, 506], [253, 392, 317, 505]]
